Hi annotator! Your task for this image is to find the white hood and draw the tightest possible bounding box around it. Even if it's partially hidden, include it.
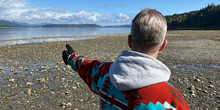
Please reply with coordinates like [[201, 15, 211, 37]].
[[109, 50, 171, 90]]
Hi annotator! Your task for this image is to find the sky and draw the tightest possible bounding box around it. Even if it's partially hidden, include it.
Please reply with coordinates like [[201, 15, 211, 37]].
[[0, 0, 220, 26]]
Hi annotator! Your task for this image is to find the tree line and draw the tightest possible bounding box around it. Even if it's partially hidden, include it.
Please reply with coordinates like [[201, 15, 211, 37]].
[[165, 3, 220, 29]]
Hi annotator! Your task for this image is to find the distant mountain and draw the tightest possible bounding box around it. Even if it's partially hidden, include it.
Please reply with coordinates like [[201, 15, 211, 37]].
[[12, 21, 30, 26], [38, 24, 102, 28], [102, 25, 131, 28], [0, 21, 102, 28], [165, 4, 220, 29], [34, 23, 50, 26], [0, 20, 23, 27]]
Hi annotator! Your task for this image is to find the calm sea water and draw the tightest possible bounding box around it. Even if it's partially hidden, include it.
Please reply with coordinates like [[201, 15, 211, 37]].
[[0, 27, 130, 41]]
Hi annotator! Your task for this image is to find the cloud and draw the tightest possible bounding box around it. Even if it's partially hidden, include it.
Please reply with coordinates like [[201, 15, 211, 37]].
[[100, 4, 112, 8], [119, 2, 134, 7], [0, 0, 134, 25]]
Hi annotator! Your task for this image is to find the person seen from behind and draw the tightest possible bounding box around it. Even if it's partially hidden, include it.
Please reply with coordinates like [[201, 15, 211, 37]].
[[62, 8, 190, 110]]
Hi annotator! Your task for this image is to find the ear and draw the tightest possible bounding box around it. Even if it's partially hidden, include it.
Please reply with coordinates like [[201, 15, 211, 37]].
[[159, 39, 167, 51], [128, 35, 132, 49]]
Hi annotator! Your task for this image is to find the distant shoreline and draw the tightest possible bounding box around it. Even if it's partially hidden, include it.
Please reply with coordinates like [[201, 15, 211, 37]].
[[1, 29, 220, 46]]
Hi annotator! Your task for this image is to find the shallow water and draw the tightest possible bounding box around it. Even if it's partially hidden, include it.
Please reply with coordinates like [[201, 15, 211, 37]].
[[167, 62, 220, 73], [0, 60, 219, 109], [0, 37, 95, 46], [0, 61, 73, 90], [1, 60, 220, 83]]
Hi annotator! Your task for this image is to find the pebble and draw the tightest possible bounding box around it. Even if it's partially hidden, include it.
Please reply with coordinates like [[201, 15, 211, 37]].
[[61, 78, 65, 81], [26, 89, 32, 96], [208, 85, 214, 88], [78, 84, 83, 88], [196, 87, 201, 91], [9, 68, 15, 72], [24, 68, 29, 71], [203, 90, 208, 93], [183, 78, 188, 80], [194, 79, 201, 82], [36, 78, 46, 83], [66, 65, 71, 69], [9, 78, 15, 82], [26, 82, 34, 86], [61, 105, 66, 109], [65, 91, 69, 95], [182, 93, 187, 97], [53, 65, 59, 69], [65, 102, 72, 107], [189, 84, 195, 91], [53, 74, 59, 78], [191, 93, 196, 97], [72, 86, 77, 89], [60, 102, 72, 108]]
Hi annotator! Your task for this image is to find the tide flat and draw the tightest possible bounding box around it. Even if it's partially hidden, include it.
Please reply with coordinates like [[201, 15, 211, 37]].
[[0, 31, 220, 109]]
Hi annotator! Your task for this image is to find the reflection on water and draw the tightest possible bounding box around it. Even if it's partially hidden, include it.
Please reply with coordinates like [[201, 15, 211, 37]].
[[0, 27, 130, 40], [0, 37, 95, 46]]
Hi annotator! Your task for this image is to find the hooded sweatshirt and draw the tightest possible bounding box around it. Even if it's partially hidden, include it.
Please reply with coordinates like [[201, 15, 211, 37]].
[[109, 50, 171, 90], [68, 50, 190, 110]]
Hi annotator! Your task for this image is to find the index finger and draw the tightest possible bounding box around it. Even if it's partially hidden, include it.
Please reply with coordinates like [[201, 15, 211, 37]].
[[66, 44, 75, 53]]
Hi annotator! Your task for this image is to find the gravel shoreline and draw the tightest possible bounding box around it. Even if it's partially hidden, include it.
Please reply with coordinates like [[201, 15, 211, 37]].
[[0, 30, 220, 109]]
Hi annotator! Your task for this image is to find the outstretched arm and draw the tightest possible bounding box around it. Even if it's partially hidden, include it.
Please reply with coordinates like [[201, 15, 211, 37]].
[[62, 44, 111, 95]]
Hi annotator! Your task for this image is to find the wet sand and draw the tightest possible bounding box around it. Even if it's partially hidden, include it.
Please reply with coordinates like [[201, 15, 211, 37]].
[[0, 30, 220, 109]]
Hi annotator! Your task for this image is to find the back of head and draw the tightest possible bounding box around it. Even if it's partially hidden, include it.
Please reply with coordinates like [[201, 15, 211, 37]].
[[130, 8, 167, 54]]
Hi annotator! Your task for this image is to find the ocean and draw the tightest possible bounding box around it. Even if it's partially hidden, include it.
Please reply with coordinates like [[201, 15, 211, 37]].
[[0, 27, 130, 46]]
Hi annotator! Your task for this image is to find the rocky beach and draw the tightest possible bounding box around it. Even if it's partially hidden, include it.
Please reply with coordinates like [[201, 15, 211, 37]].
[[0, 30, 220, 110]]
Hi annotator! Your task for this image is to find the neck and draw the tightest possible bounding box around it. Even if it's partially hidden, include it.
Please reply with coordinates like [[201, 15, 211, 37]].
[[131, 49, 159, 59], [146, 51, 158, 58]]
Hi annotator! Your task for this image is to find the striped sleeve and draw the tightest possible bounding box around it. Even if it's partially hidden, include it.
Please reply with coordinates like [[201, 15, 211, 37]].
[[68, 53, 103, 94]]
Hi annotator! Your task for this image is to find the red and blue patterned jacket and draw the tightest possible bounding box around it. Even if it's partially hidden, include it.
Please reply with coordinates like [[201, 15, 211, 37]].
[[68, 50, 190, 110]]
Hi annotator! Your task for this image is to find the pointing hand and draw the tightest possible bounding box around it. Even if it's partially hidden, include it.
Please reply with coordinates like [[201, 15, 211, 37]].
[[62, 44, 75, 65]]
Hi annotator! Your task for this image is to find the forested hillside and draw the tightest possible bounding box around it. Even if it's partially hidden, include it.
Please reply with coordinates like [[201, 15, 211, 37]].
[[165, 4, 220, 29], [0, 20, 22, 27]]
